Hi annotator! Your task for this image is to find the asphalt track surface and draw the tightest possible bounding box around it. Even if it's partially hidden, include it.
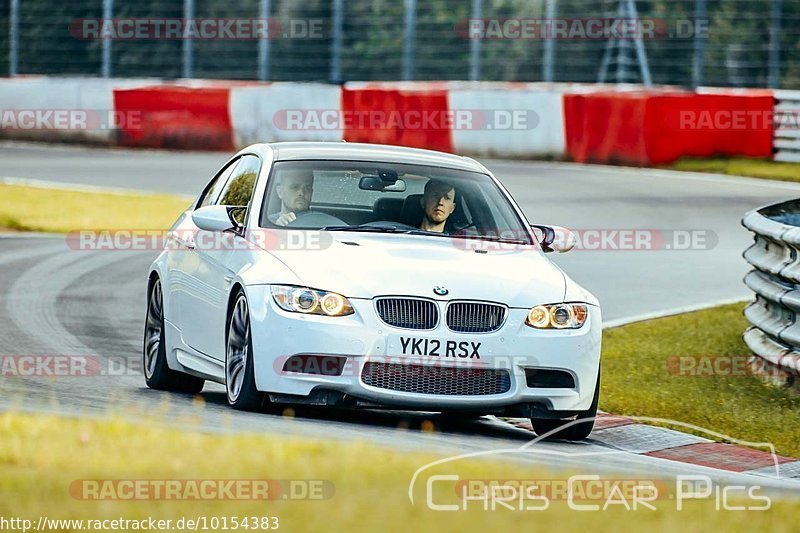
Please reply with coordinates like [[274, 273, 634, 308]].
[[2, 142, 800, 492]]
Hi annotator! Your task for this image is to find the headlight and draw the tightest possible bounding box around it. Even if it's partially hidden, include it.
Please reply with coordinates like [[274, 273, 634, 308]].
[[271, 285, 354, 317], [525, 303, 588, 329]]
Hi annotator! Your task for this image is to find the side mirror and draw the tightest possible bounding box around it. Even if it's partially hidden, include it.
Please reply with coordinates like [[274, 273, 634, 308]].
[[192, 205, 240, 232], [531, 224, 576, 253]]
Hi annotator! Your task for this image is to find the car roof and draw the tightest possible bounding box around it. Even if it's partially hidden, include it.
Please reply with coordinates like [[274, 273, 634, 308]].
[[254, 142, 487, 173]]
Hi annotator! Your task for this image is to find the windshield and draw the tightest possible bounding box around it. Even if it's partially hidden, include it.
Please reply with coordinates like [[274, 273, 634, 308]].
[[259, 160, 533, 244]]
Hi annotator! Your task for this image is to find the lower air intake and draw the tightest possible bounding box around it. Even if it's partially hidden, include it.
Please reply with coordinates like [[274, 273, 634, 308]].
[[361, 362, 511, 396]]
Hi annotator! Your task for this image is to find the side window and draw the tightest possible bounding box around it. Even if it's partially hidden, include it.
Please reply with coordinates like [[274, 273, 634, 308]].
[[217, 155, 261, 224], [199, 159, 239, 208]]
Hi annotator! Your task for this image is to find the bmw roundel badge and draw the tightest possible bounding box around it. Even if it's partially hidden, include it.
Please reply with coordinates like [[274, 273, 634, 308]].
[[433, 286, 449, 296]]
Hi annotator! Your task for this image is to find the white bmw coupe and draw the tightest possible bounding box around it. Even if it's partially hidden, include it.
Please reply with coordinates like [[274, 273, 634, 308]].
[[144, 142, 601, 439]]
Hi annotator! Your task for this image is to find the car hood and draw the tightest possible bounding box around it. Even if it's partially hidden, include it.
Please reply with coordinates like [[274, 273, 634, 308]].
[[261, 233, 567, 307]]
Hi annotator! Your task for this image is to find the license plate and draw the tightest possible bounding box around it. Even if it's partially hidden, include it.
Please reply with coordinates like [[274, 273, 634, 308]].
[[399, 337, 481, 359]]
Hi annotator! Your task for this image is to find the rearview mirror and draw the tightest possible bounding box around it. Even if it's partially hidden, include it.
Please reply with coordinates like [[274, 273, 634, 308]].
[[359, 176, 407, 192], [531, 224, 576, 253], [192, 205, 240, 232]]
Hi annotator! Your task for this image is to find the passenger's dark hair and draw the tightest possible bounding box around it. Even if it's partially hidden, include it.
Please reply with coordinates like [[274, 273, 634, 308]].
[[423, 178, 456, 200]]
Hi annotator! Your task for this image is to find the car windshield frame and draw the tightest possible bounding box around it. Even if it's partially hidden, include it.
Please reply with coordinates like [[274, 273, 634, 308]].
[[259, 159, 535, 245]]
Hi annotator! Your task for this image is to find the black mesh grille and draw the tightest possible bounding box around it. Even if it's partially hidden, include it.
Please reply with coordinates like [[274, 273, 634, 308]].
[[446, 302, 506, 333], [525, 369, 576, 389], [361, 362, 511, 396], [375, 298, 438, 330]]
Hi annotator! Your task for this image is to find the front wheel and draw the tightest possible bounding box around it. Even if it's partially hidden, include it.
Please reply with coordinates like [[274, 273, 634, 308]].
[[225, 290, 268, 411], [143, 278, 204, 393], [530, 370, 600, 441]]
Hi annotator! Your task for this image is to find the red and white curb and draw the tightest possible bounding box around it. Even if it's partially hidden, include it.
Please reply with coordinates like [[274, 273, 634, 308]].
[[500, 413, 800, 481]]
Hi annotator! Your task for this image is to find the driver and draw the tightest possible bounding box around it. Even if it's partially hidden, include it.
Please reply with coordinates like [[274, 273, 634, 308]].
[[419, 179, 456, 233], [269, 169, 314, 226]]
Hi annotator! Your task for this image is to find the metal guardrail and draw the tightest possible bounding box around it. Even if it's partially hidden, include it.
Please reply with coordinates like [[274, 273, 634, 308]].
[[774, 90, 800, 163], [742, 199, 800, 383]]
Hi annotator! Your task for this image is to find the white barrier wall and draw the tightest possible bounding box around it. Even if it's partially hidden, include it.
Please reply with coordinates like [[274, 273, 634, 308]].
[[229, 83, 343, 146], [448, 87, 566, 158], [774, 90, 800, 163], [0, 77, 157, 143], [0, 77, 785, 164]]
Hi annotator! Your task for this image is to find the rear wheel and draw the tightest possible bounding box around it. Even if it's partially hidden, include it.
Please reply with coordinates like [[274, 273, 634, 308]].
[[143, 278, 205, 393], [225, 290, 268, 411], [530, 371, 600, 441]]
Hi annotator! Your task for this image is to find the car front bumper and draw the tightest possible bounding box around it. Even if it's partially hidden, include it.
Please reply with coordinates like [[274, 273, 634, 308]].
[[246, 285, 602, 414]]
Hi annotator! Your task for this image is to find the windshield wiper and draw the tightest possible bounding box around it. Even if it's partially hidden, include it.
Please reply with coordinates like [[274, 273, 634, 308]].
[[322, 225, 528, 243], [448, 233, 528, 245], [322, 225, 417, 234]]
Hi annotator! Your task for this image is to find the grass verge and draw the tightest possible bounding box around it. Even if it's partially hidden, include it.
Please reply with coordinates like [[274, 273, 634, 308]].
[[1, 411, 798, 532], [602, 302, 800, 457], [668, 157, 800, 183], [0, 184, 189, 233]]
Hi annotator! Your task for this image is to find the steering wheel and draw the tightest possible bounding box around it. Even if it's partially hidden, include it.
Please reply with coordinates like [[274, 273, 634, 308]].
[[286, 210, 347, 228], [361, 221, 420, 231]]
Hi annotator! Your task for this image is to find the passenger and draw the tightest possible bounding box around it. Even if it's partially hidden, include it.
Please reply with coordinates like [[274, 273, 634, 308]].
[[419, 179, 456, 233]]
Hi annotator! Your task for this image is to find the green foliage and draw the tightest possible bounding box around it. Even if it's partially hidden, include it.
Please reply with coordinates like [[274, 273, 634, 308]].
[[3, 0, 800, 87], [669, 157, 800, 182], [220, 171, 256, 208], [5, 411, 800, 531], [603, 302, 800, 457], [0, 184, 188, 233]]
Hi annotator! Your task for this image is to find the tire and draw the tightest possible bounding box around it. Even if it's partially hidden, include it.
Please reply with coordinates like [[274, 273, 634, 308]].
[[530, 370, 600, 441], [225, 289, 268, 411], [143, 278, 205, 394]]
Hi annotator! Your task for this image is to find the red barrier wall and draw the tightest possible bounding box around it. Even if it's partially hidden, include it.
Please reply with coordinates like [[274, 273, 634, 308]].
[[113, 86, 233, 151], [564, 91, 775, 165], [341, 86, 454, 153]]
